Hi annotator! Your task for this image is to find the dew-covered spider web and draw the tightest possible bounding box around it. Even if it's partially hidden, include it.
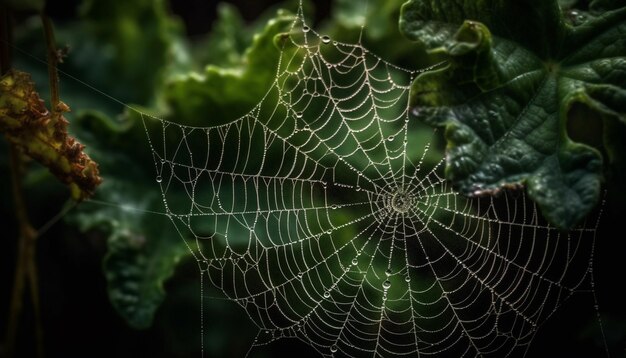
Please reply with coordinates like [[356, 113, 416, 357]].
[[139, 3, 600, 357]]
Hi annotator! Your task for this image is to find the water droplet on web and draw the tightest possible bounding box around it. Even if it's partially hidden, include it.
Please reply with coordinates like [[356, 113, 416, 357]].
[[160, 158, 166, 164], [156, 175, 163, 183], [382, 280, 391, 289], [303, 25, 310, 33], [331, 204, 338, 210], [351, 258, 358, 265], [321, 35, 331, 44], [296, 112, 303, 119], [297, 272, 304, 279], [330, 344, 338, 353], [387, 135, 395, 142], [385, 269, 392, 277], [355, 186, 361, 192], [324, 291, 331, 298], [405, 275, 411, 283], [326, 230, 332, 235], [333, 41, 338, 46]]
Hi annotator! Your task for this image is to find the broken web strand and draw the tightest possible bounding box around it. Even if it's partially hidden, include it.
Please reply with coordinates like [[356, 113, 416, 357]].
[[136, 3, 605, 358]]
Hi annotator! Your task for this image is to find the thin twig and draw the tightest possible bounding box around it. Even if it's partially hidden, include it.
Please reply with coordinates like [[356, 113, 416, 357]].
[[5, 146, 40, 358], [1, 7, 44, 358], [0, 6, 11, 74], [41, 14, 60, 110]]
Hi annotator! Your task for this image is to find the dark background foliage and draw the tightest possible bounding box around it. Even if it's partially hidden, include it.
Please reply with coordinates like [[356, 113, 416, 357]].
[[1, 1, 624, 357]]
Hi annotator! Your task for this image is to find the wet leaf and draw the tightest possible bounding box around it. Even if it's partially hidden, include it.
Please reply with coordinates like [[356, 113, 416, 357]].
[[400, 0, 626, 229]]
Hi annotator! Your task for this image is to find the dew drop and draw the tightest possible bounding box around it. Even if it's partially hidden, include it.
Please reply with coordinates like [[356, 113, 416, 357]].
[[324, 291, 331, 298], [321, 35, 331, 44], [331, 204, 338, 210], [326, 230, 332, 235], [382, 280, 391, 289], [297, 272, 304, 279], [160, 158, 166, 164], [405, 275, 411, 283], [351, 258, 358, 265], [156, 175, 163, 183], [387, 135, 395, 142], [385, 269, 392, 277], [333, 41, 338, 46], [355, 186, 361, 192], [296, 112, 303, 119], [302, 25, 310, 33], [330, 344, 338, 353]]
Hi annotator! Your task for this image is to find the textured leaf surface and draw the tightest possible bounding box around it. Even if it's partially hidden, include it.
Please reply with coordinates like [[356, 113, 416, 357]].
[[400, 0, 626, 228]]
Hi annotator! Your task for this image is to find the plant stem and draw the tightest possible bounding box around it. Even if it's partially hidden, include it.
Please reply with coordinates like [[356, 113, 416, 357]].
[[41, 14, 60, 110], [0, 6, 10, 74], [5, 147, 40, 358], [1, 7, 44, 358]]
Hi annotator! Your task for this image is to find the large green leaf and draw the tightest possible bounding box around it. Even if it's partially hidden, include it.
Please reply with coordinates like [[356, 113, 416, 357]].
[[69, 110, 190, 329], [165, 10, 297, 126], [400, 0, 626, 229], [329, 0, 437, 69]]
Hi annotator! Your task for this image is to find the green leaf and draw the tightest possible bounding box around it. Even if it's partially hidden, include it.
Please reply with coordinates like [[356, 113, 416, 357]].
[[165, 9, 297, 126], [193, 1, 304, 68], [57, 0, 192, 326], [70, 111, 190, 329], [400, 0, 626, 229], [193, 3, 250, 68], [69, 0, 185, 105], [329, 0, 436, 68]]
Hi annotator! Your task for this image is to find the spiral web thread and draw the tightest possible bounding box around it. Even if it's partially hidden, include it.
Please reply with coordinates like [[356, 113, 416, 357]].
[[140, 4, 599, 357]]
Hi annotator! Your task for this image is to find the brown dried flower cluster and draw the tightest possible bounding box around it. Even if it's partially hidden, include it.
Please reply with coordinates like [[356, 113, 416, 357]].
[[0, 69, 102, 200]]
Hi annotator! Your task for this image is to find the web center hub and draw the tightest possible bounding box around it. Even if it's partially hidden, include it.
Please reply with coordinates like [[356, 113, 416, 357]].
[[389, 190, 413, 214]]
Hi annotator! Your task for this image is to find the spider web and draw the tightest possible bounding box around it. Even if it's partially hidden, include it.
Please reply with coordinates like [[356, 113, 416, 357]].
[[140, 4, 599, 357]]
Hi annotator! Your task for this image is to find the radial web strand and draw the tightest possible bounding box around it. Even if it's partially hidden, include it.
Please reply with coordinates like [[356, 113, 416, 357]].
[[140, 6, 599, 358]]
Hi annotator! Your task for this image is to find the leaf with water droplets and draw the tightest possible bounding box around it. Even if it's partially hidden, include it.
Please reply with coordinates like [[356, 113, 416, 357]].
[[400, 0, 626, 229]]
